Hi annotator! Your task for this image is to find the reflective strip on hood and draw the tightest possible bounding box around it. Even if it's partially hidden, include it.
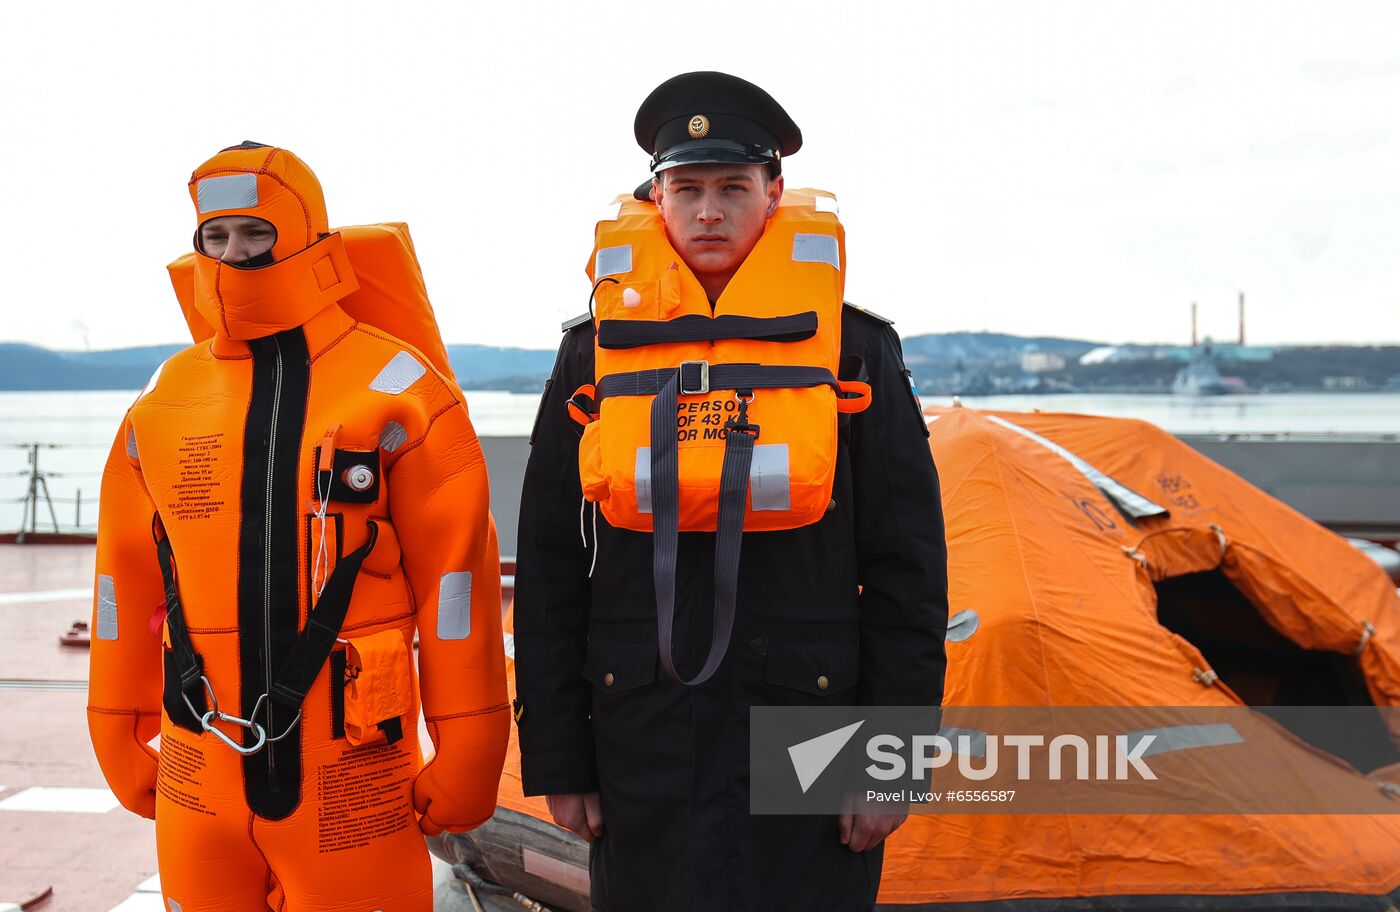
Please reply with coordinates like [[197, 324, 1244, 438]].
[[197, 174, 259, 214]]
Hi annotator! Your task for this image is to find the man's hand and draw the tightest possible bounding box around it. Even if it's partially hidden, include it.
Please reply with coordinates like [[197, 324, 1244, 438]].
[[547, 792, 605, 843], [838, 793, 908, 853]]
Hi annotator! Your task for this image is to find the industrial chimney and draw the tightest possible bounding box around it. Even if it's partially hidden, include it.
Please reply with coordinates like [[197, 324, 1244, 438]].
[[1191, 301, 1198, 348], [1238, 291, 1245, 346]]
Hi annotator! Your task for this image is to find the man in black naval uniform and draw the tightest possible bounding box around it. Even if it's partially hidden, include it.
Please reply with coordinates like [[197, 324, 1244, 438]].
[[514, 72, 949, 911]]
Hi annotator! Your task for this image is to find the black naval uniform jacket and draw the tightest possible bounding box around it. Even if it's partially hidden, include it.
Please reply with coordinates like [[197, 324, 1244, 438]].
[[514, 304, 950, 912]]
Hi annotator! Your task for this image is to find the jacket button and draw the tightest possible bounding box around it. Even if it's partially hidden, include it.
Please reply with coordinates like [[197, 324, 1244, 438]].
[[604, 672, 615, 687], [826, 499, 836, 512], [816, 675, 830, 690]]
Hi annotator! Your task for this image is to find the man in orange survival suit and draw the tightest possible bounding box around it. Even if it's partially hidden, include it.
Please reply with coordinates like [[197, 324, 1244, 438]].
[[87, 142, 509, 912]]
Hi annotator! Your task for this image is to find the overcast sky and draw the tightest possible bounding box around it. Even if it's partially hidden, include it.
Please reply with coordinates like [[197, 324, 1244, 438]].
[[3, 1, 1399, 351]]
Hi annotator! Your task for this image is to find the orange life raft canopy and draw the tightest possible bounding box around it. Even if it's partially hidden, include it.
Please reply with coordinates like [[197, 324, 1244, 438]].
[[469, 406, 1400, 910], [168, 222, 456, 381]]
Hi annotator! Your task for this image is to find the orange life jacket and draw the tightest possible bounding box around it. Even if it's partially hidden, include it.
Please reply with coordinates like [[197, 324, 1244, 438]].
[[571, 189, 870, 684]]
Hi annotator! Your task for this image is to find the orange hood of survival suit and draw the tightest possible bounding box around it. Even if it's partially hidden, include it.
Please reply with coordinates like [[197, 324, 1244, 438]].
[[184, 145, 357, 341]]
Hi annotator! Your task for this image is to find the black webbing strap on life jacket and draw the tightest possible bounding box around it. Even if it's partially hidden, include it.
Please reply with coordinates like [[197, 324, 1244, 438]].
[[154, 516, 377, 724], [598, 361, 843, 685], [596, 362, 840, 402], [621, 359, 843, 686], [647, 370, 758, 686], [597, 312, 819, 350]]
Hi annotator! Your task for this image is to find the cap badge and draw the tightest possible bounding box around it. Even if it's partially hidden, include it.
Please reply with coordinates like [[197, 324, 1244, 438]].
[[687, 114, 710, 139]]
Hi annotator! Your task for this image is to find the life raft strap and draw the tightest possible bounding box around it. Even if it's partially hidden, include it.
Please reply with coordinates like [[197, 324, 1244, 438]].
[[154, 515, 378, 725], [597, 311, 819, 350]]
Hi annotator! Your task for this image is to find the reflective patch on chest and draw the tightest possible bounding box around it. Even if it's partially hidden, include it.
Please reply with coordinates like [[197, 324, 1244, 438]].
[[792, 233, 840, 269]]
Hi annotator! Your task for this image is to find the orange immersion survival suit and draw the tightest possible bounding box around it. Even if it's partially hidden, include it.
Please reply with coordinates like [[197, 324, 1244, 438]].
[[87, 143, 509, 912]]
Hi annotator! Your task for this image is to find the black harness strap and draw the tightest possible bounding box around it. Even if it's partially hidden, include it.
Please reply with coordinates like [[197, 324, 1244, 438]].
[[598, 312, 818, 350], [155, 516, 377, 721], [597, 363, 840, 402], [269, 522, 378, 713], [154, 516, 203, 702]]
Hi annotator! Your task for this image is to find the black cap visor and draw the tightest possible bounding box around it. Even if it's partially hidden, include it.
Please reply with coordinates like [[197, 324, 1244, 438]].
[[652, 138, 777, 173]]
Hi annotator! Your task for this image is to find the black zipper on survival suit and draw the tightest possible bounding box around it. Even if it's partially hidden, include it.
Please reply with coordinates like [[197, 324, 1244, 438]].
[[239, 328, 310, 820]]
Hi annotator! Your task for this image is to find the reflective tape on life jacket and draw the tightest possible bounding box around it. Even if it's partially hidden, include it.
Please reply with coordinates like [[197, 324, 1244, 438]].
[[577, 189, 871, 685]]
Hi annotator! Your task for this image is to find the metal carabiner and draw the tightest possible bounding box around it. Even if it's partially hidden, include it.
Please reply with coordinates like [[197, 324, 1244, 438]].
[[200, 709, 268, 755], [186, 676, 269, 756]]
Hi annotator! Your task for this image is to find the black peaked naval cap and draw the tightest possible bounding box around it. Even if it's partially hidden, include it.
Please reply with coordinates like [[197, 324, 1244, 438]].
[[634, 71, 802, 178]]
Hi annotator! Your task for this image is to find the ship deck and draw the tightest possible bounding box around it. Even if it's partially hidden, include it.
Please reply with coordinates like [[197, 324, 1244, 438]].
[[0, 543, 156, 911]]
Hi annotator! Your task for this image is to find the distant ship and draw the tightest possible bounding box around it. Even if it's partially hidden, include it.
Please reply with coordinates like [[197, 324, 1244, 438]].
[[1173, 343, 1229, 396]]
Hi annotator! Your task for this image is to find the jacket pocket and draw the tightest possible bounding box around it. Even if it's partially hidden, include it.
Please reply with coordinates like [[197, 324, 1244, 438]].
[[582, 639, 658, 694], [765, 641, 860, 697]]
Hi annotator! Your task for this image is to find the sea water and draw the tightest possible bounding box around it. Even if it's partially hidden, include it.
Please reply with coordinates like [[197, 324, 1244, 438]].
[[2, 390, 1397, 535]]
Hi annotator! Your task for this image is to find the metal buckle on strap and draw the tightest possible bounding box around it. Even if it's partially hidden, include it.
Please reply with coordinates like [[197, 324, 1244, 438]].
[[679, 360, 710, 395]]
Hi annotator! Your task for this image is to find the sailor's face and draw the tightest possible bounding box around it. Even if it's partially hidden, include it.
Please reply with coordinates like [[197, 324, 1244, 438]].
[[654, 164, 782, 297], [198, 216, 277, 264]]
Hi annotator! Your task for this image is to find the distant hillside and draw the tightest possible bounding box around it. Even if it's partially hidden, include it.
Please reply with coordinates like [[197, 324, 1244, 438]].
[[0, 344, 184, 390], [0, 341, 557, 392], [901, 332, 1097, 364]]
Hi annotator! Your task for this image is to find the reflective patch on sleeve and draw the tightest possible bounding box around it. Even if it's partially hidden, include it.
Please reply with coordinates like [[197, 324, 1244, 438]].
[[168, 897, 183, 912], [792, 233, 840, 269], [369, 351, 427, 395], [595, 245, 633, 278], [96, 574, 119, 641], [945, 608, 979, 643], [635, 447, 652, 514], [503, 631, 515, 659], [196, 174, 258, 214], [437, 572, 472, 640], [749, 444, 791, 512], [813, 194, 840, 215], [379, 421, 409, 453], [125, 426, 139, 461]]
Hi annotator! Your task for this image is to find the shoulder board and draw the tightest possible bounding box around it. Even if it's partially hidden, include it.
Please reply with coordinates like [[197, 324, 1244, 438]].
[[561, 312, 593, 332], [843, 301, 895, 325]]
